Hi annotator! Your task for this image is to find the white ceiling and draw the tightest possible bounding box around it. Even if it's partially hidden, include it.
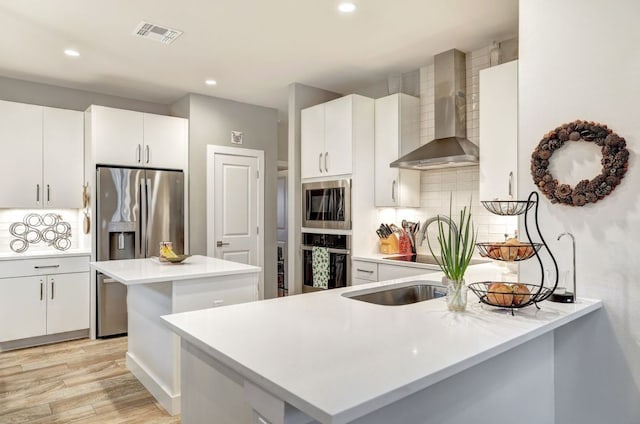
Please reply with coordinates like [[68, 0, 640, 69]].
[[0, 1, 518, 118]]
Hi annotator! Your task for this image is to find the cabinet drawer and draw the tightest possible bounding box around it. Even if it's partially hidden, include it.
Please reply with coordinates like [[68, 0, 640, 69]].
[[352, 278, 374, 286], [0, 255, 90, 279], [377, 263, 436, 282], [352, 260, 378, 281]]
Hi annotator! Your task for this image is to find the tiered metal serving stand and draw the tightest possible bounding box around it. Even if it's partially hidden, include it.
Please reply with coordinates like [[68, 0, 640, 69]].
[[468, 191, 559, 314]]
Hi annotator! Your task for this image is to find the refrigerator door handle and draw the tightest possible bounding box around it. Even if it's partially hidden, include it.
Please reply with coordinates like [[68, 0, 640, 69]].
[[140, 178, 148, 258]]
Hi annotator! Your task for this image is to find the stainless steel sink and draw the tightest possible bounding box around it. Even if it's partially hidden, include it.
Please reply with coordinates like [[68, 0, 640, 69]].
[[344, 282, 447, 306]]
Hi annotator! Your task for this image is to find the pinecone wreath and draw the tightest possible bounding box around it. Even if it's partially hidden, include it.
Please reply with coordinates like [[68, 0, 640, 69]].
[[531, 120, 629, 206]]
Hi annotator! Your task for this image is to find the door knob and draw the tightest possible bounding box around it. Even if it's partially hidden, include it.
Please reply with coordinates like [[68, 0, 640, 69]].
[[216, 241, 230, 247]]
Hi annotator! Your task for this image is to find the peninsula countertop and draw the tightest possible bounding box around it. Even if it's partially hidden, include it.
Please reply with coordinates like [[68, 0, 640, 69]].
[[90, 254, 261, 285], [162, 263, 602, 423]]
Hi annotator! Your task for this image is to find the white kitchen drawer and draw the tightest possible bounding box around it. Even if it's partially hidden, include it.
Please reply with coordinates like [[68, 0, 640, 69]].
[[352, 260, 378, 281], [352, 277, 374, 286], [377, 263, 434, 282], [0, 255, 90, 279]]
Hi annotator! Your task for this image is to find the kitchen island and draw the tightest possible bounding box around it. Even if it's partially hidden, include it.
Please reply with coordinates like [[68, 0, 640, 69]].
[[162, 263, 601, 424], [90, 255, 260, 416]]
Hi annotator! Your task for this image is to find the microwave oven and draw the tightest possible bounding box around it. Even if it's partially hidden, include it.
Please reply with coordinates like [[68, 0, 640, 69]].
[[302, 179, 351, 230]]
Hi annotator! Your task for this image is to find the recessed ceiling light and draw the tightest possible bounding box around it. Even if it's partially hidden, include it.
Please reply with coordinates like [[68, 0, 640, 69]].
[[205, 79, 217, 86], [64, 49, 80, 57], [338, 2, 356, 13]]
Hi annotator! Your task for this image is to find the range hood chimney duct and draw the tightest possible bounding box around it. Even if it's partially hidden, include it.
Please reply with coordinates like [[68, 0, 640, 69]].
[[390, 49, 479, 170]]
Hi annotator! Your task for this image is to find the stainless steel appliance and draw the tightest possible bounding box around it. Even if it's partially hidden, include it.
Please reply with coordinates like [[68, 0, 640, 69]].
[[302, 232, 351, 293], [390, 49, 479, 170], [302, 179, 351, 230], [96, 166, 184, 337]]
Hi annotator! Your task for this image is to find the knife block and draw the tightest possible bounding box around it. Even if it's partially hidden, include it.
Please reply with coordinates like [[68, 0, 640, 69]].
[[379, 234, 399, 254]]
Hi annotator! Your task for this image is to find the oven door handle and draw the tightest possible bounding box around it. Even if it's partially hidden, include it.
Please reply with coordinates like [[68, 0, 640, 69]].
[[301, 245, 351, 255]]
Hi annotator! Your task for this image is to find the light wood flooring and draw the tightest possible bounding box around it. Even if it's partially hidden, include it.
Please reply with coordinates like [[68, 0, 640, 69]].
[[0, 337, 180, 423]]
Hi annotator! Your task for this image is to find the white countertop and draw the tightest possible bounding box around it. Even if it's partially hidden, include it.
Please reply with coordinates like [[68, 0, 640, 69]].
[[90, 255, 261, 285], [0, 248, 91, 261], [162, 263, 601, 424]]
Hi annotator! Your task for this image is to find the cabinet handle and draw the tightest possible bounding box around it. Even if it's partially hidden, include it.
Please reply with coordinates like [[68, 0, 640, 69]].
[[357, 268, 374, 273], [392, 180, 397, 202], [47, 184, 51, 203], [508, 171, 513, 199], [324, 152, 328, 172], [34, 265, 60, 269], [318, 153, 323, 173], [145, 145, 150, 164], [51, 279, 55, 300], [216, 241, 230, 247], [40, 280, 44, 301], [36, 184, 40, 204], [136, 144, 142, 163]]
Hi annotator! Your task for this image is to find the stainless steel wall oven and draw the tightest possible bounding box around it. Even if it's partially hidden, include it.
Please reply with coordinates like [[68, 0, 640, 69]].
[[301, 232, 351, 293]]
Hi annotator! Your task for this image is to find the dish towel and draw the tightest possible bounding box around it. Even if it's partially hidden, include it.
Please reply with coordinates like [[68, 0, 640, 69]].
[[312, 246, 330, 289]]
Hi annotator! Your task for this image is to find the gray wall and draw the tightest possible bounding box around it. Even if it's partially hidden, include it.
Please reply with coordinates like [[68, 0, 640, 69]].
[[287, 83, 341, 294], [182, 93, 279, 298], [0, 75, 169, 114], [277, 121, 288, 163]]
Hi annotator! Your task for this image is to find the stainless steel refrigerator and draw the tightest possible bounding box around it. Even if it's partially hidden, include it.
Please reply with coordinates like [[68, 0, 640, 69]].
[[96, 166, 184, 337]]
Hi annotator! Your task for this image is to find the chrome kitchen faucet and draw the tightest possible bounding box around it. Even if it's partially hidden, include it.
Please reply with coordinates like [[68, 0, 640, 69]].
[[555, 232, 577, 303], [418, 216, 459, 247]]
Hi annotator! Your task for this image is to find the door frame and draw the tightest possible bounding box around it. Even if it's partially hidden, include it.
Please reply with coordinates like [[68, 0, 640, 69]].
[[206, 145, 265, 299]]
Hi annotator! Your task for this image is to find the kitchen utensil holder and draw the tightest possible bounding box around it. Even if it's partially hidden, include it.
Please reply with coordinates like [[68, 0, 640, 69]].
[[473, 191, 559, 314], [379, 234, 399, 255]]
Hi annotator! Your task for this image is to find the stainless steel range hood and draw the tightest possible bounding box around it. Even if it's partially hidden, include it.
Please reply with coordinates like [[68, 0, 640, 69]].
[[390, 49, 479, 170]]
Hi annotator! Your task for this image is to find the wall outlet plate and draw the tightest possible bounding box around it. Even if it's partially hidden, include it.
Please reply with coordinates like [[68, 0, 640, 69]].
[[231, 131, 243, 145]]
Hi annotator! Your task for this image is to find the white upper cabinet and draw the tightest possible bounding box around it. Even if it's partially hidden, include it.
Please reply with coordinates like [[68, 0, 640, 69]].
[[479, 60, 518, 201], [323, 96, 353, 177], [91, 106, 144, 167], [0, 100, 83, 209], [43, 107, 84, 208], [301, 95, 373, 179], [374, 94, 421, 207], [143, 113, 187, 170], [89, 105, 187, 170], [0, 101, 43, 208]]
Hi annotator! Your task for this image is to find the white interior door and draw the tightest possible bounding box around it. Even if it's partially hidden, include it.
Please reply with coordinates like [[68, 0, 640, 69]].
[[207, 146, 264, 297]]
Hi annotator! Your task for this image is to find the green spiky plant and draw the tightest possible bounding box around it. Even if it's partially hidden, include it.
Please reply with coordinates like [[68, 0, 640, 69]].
[[426, 195, 477, 295]]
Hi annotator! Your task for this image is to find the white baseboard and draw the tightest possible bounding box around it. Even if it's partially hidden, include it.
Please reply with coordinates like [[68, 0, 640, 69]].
[[126, 352, 181, 415]]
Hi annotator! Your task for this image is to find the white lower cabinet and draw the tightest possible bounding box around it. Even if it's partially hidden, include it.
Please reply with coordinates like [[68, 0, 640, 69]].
[[0, 256, 90, 343], [377, 263, 436, 282], [352, 260, 438, 286], [46, 272, 90, 335], [352, 260, 378, 285], [352, 278, 374, 286], [0, 276, 47, 342]]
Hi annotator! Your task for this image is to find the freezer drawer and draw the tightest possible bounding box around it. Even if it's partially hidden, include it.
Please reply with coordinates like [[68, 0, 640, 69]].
[[96, 272, 127, 337]]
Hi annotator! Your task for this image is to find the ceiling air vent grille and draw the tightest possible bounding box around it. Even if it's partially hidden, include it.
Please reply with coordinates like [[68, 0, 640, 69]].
[[133, 21, 183, 44]]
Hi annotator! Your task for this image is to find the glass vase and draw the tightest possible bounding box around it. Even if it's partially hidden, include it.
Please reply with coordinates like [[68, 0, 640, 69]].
[[444, 278, 467, 312]]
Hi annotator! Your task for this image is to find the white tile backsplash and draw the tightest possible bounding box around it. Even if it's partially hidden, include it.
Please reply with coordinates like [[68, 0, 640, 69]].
[[379, 43, 517, 256], [0, 209, 88, 254]]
